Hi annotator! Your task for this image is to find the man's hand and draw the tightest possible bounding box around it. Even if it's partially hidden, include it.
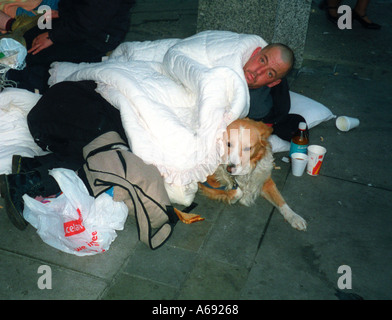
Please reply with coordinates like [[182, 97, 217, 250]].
[[28, 32, 53, 55]]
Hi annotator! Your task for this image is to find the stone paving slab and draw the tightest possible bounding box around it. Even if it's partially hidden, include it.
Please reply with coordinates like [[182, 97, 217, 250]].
[[241, 175, 392, 300], [0, 250, 107, 299]]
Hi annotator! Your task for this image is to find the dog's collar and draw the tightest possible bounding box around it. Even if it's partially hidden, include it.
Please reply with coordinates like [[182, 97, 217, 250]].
[[200, 181, 238, 190]]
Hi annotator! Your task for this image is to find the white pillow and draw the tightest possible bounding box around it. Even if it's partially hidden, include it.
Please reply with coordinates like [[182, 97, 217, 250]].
[[289, 91, 335, 128], [268, 134, 290, 153], [268, 91, 335, 153]]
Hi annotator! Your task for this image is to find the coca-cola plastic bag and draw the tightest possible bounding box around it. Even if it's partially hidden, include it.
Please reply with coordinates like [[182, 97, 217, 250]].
[[22, 168, 128, 256]]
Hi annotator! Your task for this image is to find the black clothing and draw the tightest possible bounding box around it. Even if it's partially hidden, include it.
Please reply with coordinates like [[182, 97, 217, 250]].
[[269, 113, 307, 142], [247, 77, 306, 141], [7, 25, 104, 93], [48, 0, 135, 53], [248, 86, 272, 120], [28, 80, 127, 163], [248, 77, 291, 125], [7, 0, 135, 93], [25, 80, 128, 196]]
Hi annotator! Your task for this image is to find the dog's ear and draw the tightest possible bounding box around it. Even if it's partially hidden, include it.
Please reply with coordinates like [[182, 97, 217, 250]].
[[256, 121, 273, 139]]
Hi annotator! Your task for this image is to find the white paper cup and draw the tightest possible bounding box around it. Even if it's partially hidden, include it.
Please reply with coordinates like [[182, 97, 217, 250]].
[[307, 145, 327, 176], [291, 153, 308, 177], [336, 116, 360, 132]]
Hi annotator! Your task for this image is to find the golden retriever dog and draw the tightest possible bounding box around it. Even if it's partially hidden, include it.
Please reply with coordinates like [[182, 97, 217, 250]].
[[199, 118, 307, 231]]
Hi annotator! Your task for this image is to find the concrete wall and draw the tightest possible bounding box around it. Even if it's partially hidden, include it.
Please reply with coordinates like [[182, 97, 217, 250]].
[[197, 0, 312, 68], [126, 0, 198, 41]]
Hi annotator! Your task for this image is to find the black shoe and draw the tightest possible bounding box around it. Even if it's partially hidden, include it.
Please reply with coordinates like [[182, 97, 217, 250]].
[[0, 174, 28, 230], [0, 171, 42, 230], [11, 155, 23, 174], [11, 155, 42, 174], [352, 10, 381, 29], [319, 0, 339, 25]]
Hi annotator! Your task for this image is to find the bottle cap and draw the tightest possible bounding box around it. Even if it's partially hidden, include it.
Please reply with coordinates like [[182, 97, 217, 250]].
[[299, 122, 307, 130]]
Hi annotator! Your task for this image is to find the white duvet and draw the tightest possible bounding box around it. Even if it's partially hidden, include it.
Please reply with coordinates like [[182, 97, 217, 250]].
[[0, 30, 333, 206], [0, 89, 47, 173]]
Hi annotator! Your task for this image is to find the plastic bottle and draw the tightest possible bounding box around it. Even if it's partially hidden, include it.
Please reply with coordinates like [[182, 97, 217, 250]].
[[289, 122, 309, 156]]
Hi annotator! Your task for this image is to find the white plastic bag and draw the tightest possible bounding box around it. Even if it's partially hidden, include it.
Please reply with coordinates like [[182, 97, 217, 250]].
[[23, 168, 128, 256], [0, 38, 27, 70]]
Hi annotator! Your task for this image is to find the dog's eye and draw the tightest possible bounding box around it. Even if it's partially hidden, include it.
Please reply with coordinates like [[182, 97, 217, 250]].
[[227, 142, 231, 148]]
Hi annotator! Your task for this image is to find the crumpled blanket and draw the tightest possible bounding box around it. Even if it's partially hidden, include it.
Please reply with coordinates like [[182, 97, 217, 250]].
[[48, 30, 267, 205], [0, 88, 47, 172]]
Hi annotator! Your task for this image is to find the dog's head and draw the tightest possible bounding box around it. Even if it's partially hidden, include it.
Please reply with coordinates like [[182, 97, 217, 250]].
[[222, 118, 273, 175]]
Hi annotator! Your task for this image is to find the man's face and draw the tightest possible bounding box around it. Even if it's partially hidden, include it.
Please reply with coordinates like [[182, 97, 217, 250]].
[[243, 46, 290, 89]]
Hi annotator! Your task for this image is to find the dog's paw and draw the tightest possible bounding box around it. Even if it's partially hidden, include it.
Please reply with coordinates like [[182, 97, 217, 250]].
[[228, 187, 243, 204], [286, 212, 307, 231], [280, 204, 307, 231]]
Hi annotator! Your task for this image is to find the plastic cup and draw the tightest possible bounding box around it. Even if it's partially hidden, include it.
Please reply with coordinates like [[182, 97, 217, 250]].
[[336, 116, 360, 132], [307, 145, 327, 176], [291, 153, 308, 177]]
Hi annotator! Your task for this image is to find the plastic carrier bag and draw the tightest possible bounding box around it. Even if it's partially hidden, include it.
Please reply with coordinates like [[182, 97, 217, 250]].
[[23, 168, 128, 256], [0, 38, 27, 70]]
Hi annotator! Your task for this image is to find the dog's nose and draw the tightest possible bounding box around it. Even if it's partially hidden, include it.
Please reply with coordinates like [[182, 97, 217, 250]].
[[226, 164, 235, 173]]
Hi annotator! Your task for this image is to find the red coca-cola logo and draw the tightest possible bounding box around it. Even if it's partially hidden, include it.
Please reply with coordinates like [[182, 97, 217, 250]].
[[64, 208, 85, 237]]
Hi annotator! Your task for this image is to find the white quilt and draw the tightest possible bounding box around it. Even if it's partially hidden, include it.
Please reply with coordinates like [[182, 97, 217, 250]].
[[0, 88, 47, 173]]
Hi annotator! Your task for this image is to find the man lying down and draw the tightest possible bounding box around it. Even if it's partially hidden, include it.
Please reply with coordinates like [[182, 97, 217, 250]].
[[0, 30, 305, 230]]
